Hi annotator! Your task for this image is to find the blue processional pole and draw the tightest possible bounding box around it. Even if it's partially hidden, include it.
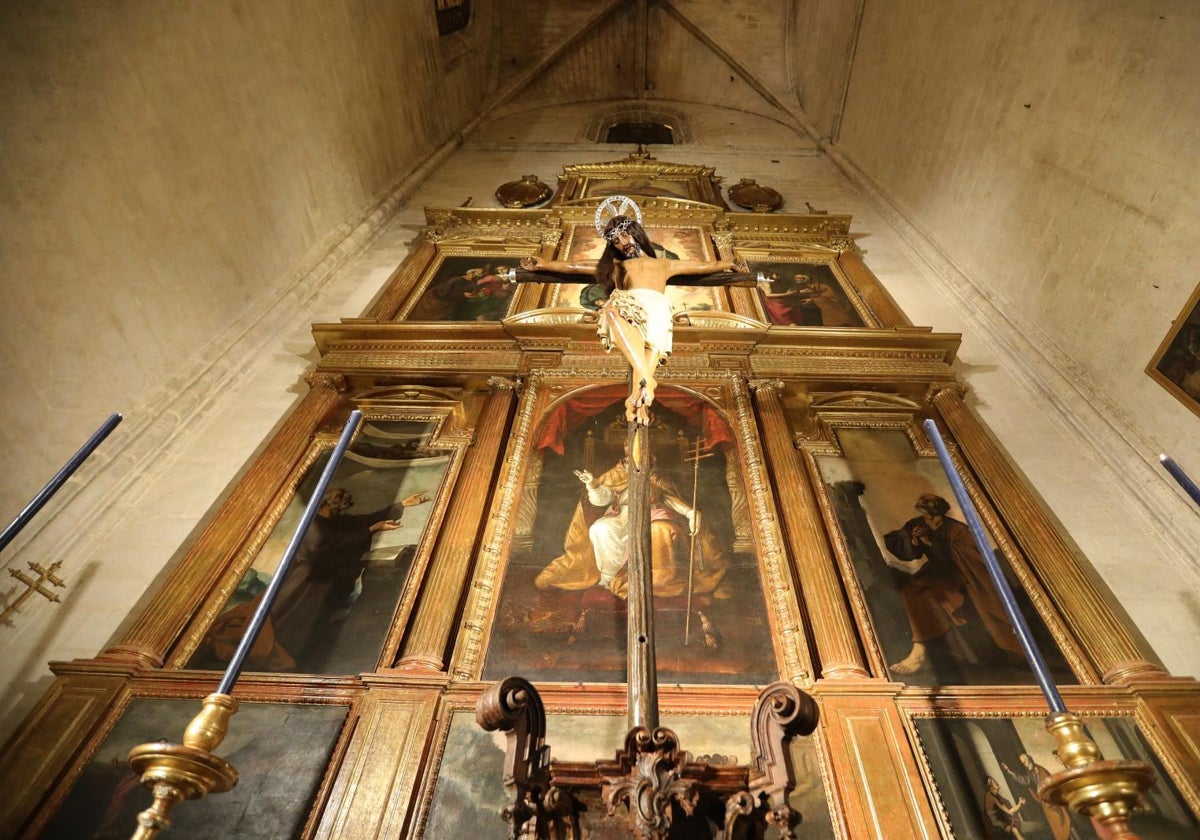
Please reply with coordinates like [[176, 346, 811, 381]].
[[215, 409, 363, 695], [921, 418, 1066, 714], [0, 412, 123, 555]]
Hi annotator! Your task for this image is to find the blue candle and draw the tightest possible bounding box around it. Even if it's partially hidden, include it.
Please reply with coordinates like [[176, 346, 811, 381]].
[[1160, 454, 1200, 509], [0, 412, 123, 555], [922, 419, 1066, 714], [216, 410, 364, 695]]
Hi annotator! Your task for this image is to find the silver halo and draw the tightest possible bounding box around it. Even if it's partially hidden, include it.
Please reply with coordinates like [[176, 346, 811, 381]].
[[593, 195, 643, 236]]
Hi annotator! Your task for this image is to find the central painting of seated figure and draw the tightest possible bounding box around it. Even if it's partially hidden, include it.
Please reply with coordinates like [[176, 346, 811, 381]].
[[484, 385, 779, 685]]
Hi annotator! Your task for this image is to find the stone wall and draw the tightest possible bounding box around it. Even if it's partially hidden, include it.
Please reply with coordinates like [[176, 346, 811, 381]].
[[0, 0, 491, 522]]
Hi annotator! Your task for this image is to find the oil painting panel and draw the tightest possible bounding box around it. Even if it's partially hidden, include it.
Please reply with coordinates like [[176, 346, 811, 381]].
[[423, 710, 835, 839], [815, 428, 1075, 688], [43, 699, 347, 840], [582, 176, 694, 201], [484, 386, 778, 685], [753, 261, 863, 327], [914, 715, 1198, 839], [1147, 283, 1200, 417], [403, 255, 518, 322], [188, 421, 450, 675], [551, 224, 720, 313]]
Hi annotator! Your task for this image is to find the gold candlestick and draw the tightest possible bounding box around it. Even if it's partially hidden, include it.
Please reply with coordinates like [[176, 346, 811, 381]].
[[1037, 712, 1155, 839], [126, 693, 240, 840]]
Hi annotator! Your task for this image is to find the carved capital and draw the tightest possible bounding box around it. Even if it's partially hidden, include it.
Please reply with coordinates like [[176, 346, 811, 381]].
[[487, 376, 522, 394], [749, 378, 786, 396], [539, 229, 562, 247], [302, 371, 346, 393], [711, 230, 734, 251], [925, 380, 967, 406]]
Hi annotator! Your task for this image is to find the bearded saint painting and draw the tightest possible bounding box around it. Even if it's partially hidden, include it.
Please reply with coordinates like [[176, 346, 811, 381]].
[[483, 385, 778, 685]]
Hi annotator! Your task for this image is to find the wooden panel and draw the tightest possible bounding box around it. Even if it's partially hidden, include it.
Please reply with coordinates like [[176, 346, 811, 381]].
[[314, 688, 439, 840], [820, 693, 938, 840], [0, 676, 124, 836]]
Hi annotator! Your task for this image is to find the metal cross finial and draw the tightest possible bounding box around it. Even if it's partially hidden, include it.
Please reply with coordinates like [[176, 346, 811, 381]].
[[1, 560, 67, 625]]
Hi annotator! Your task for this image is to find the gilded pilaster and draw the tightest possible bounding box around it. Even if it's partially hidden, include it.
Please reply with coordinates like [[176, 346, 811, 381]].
[[313, 684, 440, 840], [394, 377, 517, 671], [0, 669, 130, 835], [100, 373, 347, 667], [751, 380, 869, 680], [816, 687, 941, 839], [836, 248, 912, 328], [364, 239, 438, 320], [931, 388, 1168, 684]]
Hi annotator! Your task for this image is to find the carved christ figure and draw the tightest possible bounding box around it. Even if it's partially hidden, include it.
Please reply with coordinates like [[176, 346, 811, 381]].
[[516, 196, 757, 424]]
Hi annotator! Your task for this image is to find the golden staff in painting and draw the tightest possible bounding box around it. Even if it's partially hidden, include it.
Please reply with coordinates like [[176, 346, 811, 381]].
[[514, 195, 759, 425], [683, 435, 714, 646]]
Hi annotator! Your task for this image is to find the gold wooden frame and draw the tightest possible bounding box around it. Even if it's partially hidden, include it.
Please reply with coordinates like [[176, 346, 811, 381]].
[[1145, 280, 1200, 419], [166, 398, 471, 675], [23, 672, 358, 840], [798, 407, 1096, 686], [901, 697, 1200, 837], [450, 368, 814, 687], [553, 151, 727, 207], [734, 249, 879, 328]]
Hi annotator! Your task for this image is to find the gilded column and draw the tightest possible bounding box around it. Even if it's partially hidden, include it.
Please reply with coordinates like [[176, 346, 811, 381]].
[[836, 247, 911, 328], [101, 373, 347, 667], [395, 377, 517, 671], [752, 380, 869, 680], [932, 387, 1168, 683], [363, 237, 439, 320]]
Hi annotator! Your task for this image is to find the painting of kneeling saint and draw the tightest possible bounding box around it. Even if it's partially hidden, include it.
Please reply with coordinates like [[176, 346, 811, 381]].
[[484, 385, 778, 685], [754, 262, 862, 327], [914, 715, 1199, 839], [405, 256, 518, 321], [42, 698, 347, 840], [189, 421, 450, 675], [817, 428, 1076, 688]]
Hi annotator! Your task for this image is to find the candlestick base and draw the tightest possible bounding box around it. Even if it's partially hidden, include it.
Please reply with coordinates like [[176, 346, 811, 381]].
[[126, 694, 240, 840], [1037, 712, 1154, 839]]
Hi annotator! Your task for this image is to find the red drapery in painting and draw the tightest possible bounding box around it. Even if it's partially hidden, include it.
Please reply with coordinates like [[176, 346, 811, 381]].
[[534, 384, 734, 455]]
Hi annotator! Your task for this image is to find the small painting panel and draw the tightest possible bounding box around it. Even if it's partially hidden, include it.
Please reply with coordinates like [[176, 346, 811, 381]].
[[188, 421, 450, 675], [1147, 284, 1200, 418], [582, 176, 694, 201], [404, 255, 519, 321], [815, 428, 1076, 687], [483, 386, 778, 685], [913, 715, 1199, 839], [754, 261, 863, 327], [43, 698, 347, 840], [551, 224, 720, 313], [423, 710, 835, 839]]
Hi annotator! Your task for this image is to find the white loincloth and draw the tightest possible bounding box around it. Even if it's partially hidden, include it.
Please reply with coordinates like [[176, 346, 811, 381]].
[[598, 288, 673, 361]]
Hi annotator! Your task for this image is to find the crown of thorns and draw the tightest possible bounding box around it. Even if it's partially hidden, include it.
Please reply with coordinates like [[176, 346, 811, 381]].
[[594, 195, 643, 240]]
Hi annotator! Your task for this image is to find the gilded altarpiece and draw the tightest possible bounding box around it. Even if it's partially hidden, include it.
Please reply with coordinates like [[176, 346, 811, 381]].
[[3, 153, 1199, 839]]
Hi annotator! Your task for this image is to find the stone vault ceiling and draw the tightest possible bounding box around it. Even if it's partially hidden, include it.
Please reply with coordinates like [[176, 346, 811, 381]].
[[483, 0, 827, 133]]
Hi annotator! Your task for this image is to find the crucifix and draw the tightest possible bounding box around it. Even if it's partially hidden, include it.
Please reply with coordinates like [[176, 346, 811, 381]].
[[480, 197, 817, 839], [514, 195, 760, 425]]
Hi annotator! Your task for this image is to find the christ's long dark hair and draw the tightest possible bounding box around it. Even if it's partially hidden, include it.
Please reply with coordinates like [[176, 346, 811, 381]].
[[595, 217, 656, 294]]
